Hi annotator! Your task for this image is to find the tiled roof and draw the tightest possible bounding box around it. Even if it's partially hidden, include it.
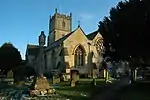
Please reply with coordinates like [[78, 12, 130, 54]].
[[86, 30, 99, 40]]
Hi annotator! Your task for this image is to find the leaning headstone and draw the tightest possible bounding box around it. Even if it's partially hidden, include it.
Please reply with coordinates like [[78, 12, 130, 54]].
[[70, 70, 79, 87], [52, 74, 60, 84], [7, 70, 13, 78], [7, 70, 14, 84]]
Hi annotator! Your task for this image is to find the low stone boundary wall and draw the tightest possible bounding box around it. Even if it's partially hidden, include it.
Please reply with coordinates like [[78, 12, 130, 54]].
[[0, 78, 14, 84]]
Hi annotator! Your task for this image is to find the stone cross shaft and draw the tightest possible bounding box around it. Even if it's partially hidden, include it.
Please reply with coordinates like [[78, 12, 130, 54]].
[[37, 45, 45, 77]]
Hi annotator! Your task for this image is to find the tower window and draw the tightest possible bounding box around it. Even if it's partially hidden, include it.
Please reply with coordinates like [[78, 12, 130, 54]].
[[62, 21, 65, 28]]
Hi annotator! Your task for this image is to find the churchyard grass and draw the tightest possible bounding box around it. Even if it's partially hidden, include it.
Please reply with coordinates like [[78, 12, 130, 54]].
[[0, 78, 106, 100], [0, 84, 14, 90], [2, 78, 150, 100], [0, 81, 28, 90], [53, 78, 105, 100]]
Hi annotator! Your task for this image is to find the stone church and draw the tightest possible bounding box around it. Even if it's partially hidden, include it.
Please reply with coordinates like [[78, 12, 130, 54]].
[[25, 9, 104, 76]]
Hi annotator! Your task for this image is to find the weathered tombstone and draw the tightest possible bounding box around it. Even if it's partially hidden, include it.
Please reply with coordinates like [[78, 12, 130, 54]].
[[70, 70, 79, 87], [62, 73, 70, 81], [7, 70, 14, 84], [105, 61, 115, 83], [133, 68, 138, 81], [101, 60, 107, 79], [52, 74, 60, 84], [101, 61, 109, 83], [7, 70, 13, 78]]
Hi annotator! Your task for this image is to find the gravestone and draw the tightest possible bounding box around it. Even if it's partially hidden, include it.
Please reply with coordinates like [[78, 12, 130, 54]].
[[52, 74, 60, 84], [6, 70, 14, 84], [133, 68, 137, 81], [70, 70, 79, 87], [62, 73, 70, 81], [7, 70, 13, 78]]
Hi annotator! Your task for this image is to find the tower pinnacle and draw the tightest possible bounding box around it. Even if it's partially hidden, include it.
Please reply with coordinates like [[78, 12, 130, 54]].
[[55, 8, 58, 13], [78, 20, 80, 27]]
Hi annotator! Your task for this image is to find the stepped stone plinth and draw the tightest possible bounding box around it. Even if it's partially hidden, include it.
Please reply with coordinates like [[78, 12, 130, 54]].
[[30, 75, 56, 96]]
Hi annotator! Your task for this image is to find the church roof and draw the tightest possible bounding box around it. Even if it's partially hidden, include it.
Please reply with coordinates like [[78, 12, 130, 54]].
[[86, 30, 99, 40], [27, 27, 100, 55], [45, 27, 77, 51], [45, 27, 100, 52], [26, 44, 46, 57]]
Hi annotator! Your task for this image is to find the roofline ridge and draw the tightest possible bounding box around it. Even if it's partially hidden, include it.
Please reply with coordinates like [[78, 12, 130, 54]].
[[87, 30, 99, 36]]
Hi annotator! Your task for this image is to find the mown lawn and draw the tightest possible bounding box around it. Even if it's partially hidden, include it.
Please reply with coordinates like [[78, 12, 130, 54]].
[[118, 82, 150, 100], [53, 78, 106, 100]]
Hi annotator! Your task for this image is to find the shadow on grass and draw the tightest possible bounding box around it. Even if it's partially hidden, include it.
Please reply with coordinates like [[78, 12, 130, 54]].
[[58, 92, 88, 100], [0, 84, 14, 90], [118, 82, 150, 100]]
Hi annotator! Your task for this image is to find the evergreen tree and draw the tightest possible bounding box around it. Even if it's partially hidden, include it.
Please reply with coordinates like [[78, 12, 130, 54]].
[[0, 42, 22, 73], [99, 0, 150, 64]]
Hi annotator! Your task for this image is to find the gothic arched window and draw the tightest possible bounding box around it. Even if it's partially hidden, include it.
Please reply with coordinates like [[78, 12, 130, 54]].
[[95, 39, 103, 53], [74, 45, 85, 67]]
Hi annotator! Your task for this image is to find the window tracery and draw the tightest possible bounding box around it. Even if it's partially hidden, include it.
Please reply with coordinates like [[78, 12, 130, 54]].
[[74, 45, 85, 66], [95, 38, 103, 54]]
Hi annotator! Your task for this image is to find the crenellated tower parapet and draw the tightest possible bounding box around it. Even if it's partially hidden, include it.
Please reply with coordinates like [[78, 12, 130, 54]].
[[48, 8, 72, 45]]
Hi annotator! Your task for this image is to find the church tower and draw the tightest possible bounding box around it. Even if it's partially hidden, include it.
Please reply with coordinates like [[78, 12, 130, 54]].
[[48, 9, 72, 45]]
